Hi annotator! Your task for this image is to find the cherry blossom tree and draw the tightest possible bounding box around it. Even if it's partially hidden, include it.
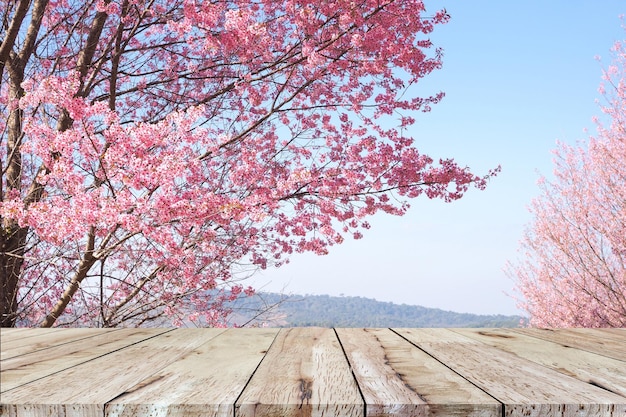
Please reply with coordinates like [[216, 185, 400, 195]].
[[1, 0, 497, 327], [511, 39, 626, 328]]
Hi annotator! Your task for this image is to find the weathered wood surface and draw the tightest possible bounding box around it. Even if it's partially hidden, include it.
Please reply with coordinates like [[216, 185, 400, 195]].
[[1, 328, 118, 360], [1, 328, 625, 417], [335, 328, 500, 417], [108, 328, 278, 417], [236, 327, 362, 417], [512, 328, 626, 361]]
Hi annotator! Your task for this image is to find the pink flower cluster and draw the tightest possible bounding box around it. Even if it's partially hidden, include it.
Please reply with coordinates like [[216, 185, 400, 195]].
[[511, 37, 626, 328], [2, 0, 495, 326]]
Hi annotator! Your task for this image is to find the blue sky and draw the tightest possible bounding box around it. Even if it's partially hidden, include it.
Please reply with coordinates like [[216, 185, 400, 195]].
[[252, 1, 625, 316]]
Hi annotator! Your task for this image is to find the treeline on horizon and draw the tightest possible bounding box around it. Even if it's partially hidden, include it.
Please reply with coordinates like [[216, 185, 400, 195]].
[[227, 293, 523, 328]]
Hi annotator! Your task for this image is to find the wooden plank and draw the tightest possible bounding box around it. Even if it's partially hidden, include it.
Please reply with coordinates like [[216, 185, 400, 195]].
[[2, 328, 625, 417], [566, 328, 626, 346], [0, 328, 30, 335], [1, 329, 225, 417], [105, 328, 279, 417], [0, 404, 103, 417], [1, 328, 171, 392], [0, 328, 39, 338], [335, 328, 500, 417], [0, 328, 59, 344], [394, 328, 626, 417], [1, 328, 114, 360], [512, 328, 626, 361], [589, 328, 626, 345], [596, 328, 626, 337], [236, 327, 362, 417], [451, 328, 626, 398], [547, 328, 626, 347]]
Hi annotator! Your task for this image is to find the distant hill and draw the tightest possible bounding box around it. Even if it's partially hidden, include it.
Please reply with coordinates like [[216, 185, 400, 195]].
[[227, 292, 523, 327]]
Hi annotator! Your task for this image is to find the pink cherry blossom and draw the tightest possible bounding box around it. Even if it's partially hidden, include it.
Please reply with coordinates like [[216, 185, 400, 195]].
[[1, 0, 496, 327], [509, 35, 626, 328]]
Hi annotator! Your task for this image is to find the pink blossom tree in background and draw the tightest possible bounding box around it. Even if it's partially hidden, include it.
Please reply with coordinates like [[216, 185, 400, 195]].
[[511, 38, 626, 328], [1, 0, 497, 328]]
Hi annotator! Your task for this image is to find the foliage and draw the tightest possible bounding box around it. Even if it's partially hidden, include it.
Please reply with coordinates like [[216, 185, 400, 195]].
[[222, 293, 522, 328], [1, 0, 497, 327], [510, 38, 626, 327]]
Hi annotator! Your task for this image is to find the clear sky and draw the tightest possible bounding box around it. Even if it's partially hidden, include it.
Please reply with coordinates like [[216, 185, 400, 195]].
[[252, 1, 626, 316]]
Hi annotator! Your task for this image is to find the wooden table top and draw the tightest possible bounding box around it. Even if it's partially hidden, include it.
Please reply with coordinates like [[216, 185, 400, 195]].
[[1, 327, 625, 417]]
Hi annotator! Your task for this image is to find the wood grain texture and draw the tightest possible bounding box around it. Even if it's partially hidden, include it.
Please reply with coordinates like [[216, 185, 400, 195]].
[[0, 328, 55, 340], [1, 328, 625, 417], [595, 328, 626, 337], [1, 328, 172, 392], [335, 328, 500, 417], [1, 329, 224, 417], [235, 327, 362, 417], [105, 328, 279, 417], [512, 328, 626, 361], [451, 328, 626, 397], [394, 328, 626, 417], [563, 328, 626, 340], [1, 328, 117, 360], [1, 328, 69, 356]]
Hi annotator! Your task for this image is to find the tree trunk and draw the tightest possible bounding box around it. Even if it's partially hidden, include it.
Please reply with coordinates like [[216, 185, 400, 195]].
[[0, 0, 49, 327], [0, 224, 27, 327]]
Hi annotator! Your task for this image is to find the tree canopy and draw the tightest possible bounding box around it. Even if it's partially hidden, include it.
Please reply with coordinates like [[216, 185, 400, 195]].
[[511, 37, 626, 327], [1, 0, 496, 327]]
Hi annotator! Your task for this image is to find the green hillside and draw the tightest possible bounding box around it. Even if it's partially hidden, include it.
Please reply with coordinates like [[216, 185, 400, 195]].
[[228, 293, 523, 327]]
